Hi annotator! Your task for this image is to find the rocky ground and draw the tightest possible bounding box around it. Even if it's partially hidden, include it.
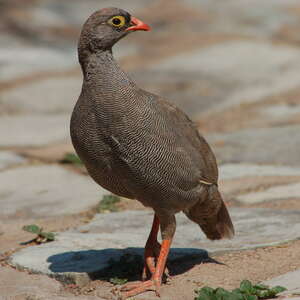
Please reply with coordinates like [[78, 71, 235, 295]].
[[1, 0, 300, 299]]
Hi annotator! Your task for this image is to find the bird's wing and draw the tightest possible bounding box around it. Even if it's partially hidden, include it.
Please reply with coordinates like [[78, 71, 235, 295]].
[[155, 95, 219, 184], [109, 91, 218, 198]]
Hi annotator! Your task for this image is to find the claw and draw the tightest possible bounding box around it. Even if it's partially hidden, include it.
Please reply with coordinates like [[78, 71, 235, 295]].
[[120, 280, 157, 298], [120, 281, 144, 292], [154, 278, 161, 297]]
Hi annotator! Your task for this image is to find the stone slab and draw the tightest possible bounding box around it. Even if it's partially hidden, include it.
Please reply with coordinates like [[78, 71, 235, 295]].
[[10, 232, 208, 286], [10, 208, 300, 284], [27, 0, 152, 29], [21, 143, 74, 162], [237, 182, 300, 204], [132, 69, 234, 118], [0, 151, 26, 170], [210, 125, 300, 166], [0, 165, 107, 217], [219, 164, 300, 180], [150, 41, 300, 115], [182, 0, 299, 37], [0, 115, 70, 147], [0, 76, 81, 114], [264, 270, 300, 297], [0, 46, 76, 81], [155, 41, 300, 79], [262, 104, 300, 119], [0, 0, 147, 70], [0, 266, 103, 300]]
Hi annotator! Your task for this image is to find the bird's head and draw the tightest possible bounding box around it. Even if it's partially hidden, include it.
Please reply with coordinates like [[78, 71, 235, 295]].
[[78, 7, 150, 58]]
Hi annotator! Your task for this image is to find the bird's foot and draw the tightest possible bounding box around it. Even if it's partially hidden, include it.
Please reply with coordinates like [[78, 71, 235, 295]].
[[116, 278, 161, 299], [142, 265, 170, 283], [142, 240, 170, 281], [142, 240, 160, 280]]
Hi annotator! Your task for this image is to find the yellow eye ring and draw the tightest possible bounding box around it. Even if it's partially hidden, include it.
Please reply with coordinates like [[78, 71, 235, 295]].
[[108, 16, 126, 28]]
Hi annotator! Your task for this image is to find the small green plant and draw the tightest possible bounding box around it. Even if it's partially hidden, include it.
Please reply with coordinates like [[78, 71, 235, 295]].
[[61, 153, 83, 165], [22, 224, 55, 243], [194, 280, 286, 300], [97, 194, 121, 213], [109, 277, 128, 285]]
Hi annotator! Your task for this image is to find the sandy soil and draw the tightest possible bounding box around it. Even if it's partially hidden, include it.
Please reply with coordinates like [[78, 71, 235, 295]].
[[1, 200, 300, 300], [60, 239, 300, 300]]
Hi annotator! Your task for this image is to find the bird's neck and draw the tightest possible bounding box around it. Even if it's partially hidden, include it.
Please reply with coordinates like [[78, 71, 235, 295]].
[[78, 49, 141, 125], [79, 48, 111, 74], [80, 49, 135, 89]]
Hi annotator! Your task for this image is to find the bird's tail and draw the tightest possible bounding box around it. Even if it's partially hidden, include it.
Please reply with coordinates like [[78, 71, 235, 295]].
[[184, 185, 234, 240]]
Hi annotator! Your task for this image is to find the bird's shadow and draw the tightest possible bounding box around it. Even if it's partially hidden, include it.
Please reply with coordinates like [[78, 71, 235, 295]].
[[47, 247, 222, 282]]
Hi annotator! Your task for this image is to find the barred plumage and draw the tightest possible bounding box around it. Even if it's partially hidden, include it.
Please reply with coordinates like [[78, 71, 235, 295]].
[[70, 7, 234, 298]]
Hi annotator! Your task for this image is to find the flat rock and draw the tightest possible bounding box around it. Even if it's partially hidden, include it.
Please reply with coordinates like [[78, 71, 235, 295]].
[[0, 165, 106, 217], [10, 208, 300, 285], [261, 104, 300, 119], [219, 163, 300, 180], [132, 69, 234, 118], [217, 164, 300, 202], [150, 41, 300, 115], [0, 46, 76, 81], [0, 151, 26, 170], [237, 182, 300, 204], [264, 269, 300, 297], [25, 0, 151, 29], [182, 0, 299, 37], [0, 115, 70, 147], [0, 266, 103, 300], [21, 143, 74, 162], [0, 0, 147, 60], [0, 76, 81, 114], [155, 41, 300, 79], [210, 125, 300, 166]]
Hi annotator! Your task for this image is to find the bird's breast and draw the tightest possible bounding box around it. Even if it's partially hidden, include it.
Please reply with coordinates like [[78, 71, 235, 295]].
[[70, 99, 135, 199]]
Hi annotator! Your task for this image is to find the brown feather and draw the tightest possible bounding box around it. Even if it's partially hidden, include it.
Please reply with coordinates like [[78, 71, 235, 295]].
[[70, 7, 234, 241], [184, 185, 234, 240]]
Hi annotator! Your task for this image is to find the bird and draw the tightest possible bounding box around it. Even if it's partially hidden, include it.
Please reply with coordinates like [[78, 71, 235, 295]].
[[70, 7, 234, 299]]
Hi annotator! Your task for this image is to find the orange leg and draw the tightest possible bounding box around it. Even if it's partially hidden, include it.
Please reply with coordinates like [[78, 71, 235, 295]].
[[142, 214, 160, 280], [121, 239, 172, 298]]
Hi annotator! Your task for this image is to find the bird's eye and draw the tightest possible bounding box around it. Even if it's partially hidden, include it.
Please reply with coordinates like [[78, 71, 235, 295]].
[[108, 16, 126, 28]]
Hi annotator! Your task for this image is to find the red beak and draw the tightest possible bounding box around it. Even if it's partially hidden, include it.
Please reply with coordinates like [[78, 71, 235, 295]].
[[126, 16, 151, 32]]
